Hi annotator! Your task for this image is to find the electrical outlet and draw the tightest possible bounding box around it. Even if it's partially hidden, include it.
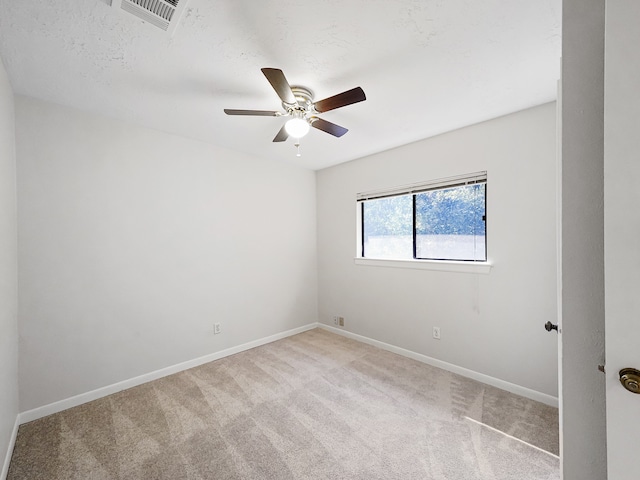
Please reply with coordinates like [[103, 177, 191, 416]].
[[214, 323, 221, 335], [333, 315, 339, 325], [338, 316, 344, 327], [432, 326, 441, 340]]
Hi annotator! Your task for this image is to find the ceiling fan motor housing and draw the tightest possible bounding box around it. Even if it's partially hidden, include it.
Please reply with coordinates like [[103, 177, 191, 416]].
[[284, 86, 314, 113]]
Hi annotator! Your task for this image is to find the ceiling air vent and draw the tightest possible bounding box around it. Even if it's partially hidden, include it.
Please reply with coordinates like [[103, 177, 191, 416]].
[[112, 0, 189, 34]]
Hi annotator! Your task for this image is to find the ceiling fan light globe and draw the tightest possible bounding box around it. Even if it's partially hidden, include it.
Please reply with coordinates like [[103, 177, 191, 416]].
[[285, 118, 310, 138]]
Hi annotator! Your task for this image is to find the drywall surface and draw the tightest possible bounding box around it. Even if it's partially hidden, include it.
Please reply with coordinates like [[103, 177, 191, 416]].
[[0, 58, 18, 472], [317, 103, 558, 397], [0, 0, 561, 170], [604, 2, 640, 479], [560, 0, 607, 479], [16, 96, 318, 411]]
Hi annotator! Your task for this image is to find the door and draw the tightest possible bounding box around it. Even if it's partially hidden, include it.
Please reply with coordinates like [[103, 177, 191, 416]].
[[604, 1, 640, 479], [560, 1, 608, 478], [555, 73, 564, 472]]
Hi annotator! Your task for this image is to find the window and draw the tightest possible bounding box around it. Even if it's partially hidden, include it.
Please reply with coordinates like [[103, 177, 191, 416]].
[[358, 172, 487, 262]]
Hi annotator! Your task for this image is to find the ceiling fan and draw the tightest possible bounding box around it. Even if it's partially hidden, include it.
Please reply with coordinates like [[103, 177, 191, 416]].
[[224, 68, 366, 152]]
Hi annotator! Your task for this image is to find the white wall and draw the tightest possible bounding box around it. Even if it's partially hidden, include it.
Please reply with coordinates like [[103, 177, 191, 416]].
[[16, 96, 318, 411], [0, 58, 19, 473], [560, 1, 607, 478], [317, 103, 558, 398]]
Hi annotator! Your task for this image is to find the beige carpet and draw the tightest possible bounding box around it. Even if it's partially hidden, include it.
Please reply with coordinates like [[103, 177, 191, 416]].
[[8, 328, 559, 479]]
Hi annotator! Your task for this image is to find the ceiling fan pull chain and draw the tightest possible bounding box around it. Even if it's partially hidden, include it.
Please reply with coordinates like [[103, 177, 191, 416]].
[[295, 141, 301, 157]]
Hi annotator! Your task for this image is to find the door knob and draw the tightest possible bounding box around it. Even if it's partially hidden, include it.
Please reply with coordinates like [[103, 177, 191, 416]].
[[545, 321, 558, 333], [619, 368, 640, 394]]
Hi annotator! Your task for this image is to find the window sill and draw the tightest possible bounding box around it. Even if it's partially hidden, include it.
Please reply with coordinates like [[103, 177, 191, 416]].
[[354, 257, 492, 274]]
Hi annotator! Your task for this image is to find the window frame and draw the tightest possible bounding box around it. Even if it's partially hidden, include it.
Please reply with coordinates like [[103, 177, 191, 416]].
[[356, 172, 489, 269]]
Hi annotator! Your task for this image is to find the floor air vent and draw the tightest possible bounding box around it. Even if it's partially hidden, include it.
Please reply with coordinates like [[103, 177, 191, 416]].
[[112, 0, 189, 34]]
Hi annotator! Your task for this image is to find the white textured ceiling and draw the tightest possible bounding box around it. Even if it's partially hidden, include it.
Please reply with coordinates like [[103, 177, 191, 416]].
[[0, 0, 561, 170]]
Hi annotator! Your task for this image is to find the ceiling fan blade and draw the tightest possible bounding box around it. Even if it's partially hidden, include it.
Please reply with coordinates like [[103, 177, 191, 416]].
[[261, 68, 297, 105], [273, 124, 289, 142], [224, 109, 280, 116], [310, 117, 348, 137], [313, 87, 366, 113]]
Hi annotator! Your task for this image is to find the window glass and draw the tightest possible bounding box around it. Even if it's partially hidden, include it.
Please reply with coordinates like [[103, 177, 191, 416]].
[[415, 184, 486, 261], [362, 195, 413, 259]]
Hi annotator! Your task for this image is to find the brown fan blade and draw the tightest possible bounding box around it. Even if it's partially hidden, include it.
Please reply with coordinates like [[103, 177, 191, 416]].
[[261, 68, 297, 105], [273, 124, 289, 142], [313, 87, 366, 113], [310, 117, 348, 137], [224, 109, 280, 116]]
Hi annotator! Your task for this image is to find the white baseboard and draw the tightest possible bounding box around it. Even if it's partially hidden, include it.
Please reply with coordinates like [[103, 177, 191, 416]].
[[18, 323, 318, 424], [318, 324, 559, 408], [2, 416, 19, 480], [17, 321, 557, 427]]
